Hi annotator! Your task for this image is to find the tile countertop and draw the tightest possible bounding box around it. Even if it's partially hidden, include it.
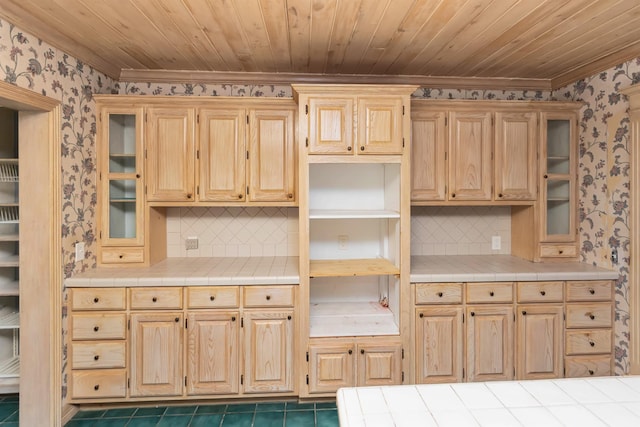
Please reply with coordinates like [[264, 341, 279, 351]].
[[337, 376, 640, 427], [65, 256, 300, 287], [410, 255, 618, 283]]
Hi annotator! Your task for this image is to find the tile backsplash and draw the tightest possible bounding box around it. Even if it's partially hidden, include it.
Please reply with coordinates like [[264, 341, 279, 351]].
[[411, 206, 511, 255], [166, 207, 298, 258]]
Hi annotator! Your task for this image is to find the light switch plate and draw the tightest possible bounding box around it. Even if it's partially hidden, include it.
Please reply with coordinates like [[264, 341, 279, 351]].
[[491, 236, 501, 250], [75, 242, 85, 261]]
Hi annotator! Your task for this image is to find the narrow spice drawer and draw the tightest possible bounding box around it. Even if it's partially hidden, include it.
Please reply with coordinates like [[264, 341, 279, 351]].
[[516, 281, 563, 303], [100, 247, 144, 264], [187, 286, 240, 309], [466, 282, 513, 304], [565, 329, 612, 355], [539, 244, 577, 258], [71, 288, 126, 311], [564, 355, 612, 378], [243, 285, 295, 307], [72, 342, 126, 369], [415, 283, 463, 304], [130, 287, 183, 310], [72, 314, 126, 340], [71, 369, 127, 399], [566, 281, 612, 302], [566, 303, 612, 328]]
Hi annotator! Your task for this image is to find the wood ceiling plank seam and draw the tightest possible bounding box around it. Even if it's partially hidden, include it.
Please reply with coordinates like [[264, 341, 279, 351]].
[[76, 0, 173, 70], [551, 40, 640, 89], [534, 16, 640, 81], [128, 0, 211, 71], [205, 0, 259, 72], [467, 0, 596, 77], [357, 0, 417, 73], [286, 0, 312, 73], [424, 0, 522, 76], [489, 0, 633, 78], [307, 0, 338, 72], [428, 0, 533, 76], [339, 0, 393, 74], [0, 1, 126, 78], [393, 0, 471, 75], [324, 0, 363, 74], [369, 0, 445, 75], [259, 0, 293, 73], [414, 0, 498, 75], [231, 0, 278, 72], [182, 0, 245, 71], [517, 2, 640, 77]]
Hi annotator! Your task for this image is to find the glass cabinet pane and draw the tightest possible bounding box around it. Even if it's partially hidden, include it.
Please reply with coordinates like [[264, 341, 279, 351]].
[[109, 180, 137, 239], [546, 120, 570, 174], [109, 114, 137, 173], [546, 179, 570, 235]]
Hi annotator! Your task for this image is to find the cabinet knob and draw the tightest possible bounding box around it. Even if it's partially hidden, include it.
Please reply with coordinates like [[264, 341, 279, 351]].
[[347, 146, 352, 151], [437, 292, 443, 297], [94, 384, 100, 391], [489, 291, 495, 297], [360, 146, 365, 151], [348, 349, 353, 354], [175, 317, 180, 322], [94, 355, 100, 361], [451, 193, 456, 198], [419, 313, 424, 318], [119, 254, 123, 259], [360, 349, 365, 354], [540, 290, 546, 296], [589, 340, 595, 347], [187, 193, 192, 199], [288, 193, 293, 199], [152, 297, 157, 302], [93, 326, 99, 332], [588, 369, 595, 375], [543, 174, 548, 179], [589, 314, 595, 320], [589, 288, 595, 295], [266, 295, 271, 301], [287, 315, 292, 320], [470, 312, 475, 316], [136, 174, 140, 178], [94, 297, 99, 303], [558, 250, 564, 254], [498, 193, 503, 198], [231, 316, 236, 321], [238, 194, 243, 199], [522, 310, 527, 315], [210, 295, 215, 301]]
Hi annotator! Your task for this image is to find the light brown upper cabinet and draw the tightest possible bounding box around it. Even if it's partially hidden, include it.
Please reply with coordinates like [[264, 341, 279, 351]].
[[145, 100, 296, 205], [410, 111, 446, 200]]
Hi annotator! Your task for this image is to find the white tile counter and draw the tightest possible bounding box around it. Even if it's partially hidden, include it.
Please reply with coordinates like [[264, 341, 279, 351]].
[[411, 255, 618, 283], [65, 256, 299, 287], [337, 376, 640, 426]]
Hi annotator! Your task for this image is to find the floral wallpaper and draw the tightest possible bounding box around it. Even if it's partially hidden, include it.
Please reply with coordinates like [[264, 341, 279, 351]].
[[0, 13, 638, 407]]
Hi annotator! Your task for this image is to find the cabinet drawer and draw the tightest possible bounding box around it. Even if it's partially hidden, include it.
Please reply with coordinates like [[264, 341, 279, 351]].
[[539, 244, 577, 258], [72, 342, 126, 369], [566, 303, 612, 328], [566, 281, 612, 302], [466, 282, 513, 303], [516, 281, 563, 303], [187, 286, 239, 308], [415, 283, 462, 304], [130, 287, 183, 309], [72, 314, 126, 340], [565, 330, 612, 355], [564, 355, 612, 378], [243, 285, 295, 307], [100, 247, 144, 264], [71, 288, 126, 311], [71, 369, 127, 399]]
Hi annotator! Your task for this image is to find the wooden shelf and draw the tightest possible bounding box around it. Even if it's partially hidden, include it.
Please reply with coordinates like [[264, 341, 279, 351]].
[[109, 198, 137, 203], [0, 257, 18, 268], [309, 258, 399, 277], [0, 307, 18, 329], [0, 282, 18, 296], [0, 356, 19, 379], [309, 209, 400, 219], [310, 301, 399, 337]]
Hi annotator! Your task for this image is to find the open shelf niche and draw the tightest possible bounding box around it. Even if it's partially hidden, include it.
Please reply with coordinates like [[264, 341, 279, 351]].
[[307, 162, 401, 337]]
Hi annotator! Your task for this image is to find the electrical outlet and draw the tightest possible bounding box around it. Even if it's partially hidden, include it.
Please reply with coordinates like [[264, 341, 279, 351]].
[[75, 242, 85, 262], [491, 236, 501, 250], [185, 237, 199, 250], [338, 235, 348, 251]]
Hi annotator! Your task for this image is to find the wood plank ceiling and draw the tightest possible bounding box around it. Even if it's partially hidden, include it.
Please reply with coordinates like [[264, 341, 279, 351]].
[[1, 0, 640, 90]]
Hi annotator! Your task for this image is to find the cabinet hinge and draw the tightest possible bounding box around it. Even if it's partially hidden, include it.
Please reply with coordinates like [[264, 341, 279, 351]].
[[306, 352, 309, 362], [185, 318, 188, 328], [402, 371, 404, 382], [513, 313, 516, 322], [127, 319, 130, 330], [185, 376, 187, 386], [402, 138, 405, 148], [305, 105, 309, 115], [241, 317, 244, 327], [305, 137, 308, 148], [462, 368, 465, 379], [402, 348, 404, 359], [99, 172, 102, 181], [196, 149, 200, 160], [197, 114, 199, 124], [462, 313, 464, 323], [145, 148, 147, 159], [247, 115, 249, 124], [127, 378, 130, 388], [402, 105, 405, 115], [145, 113, 148, 122], [246, 186, 249, 195], [306, 375, 309, 385], [99, 231, 102, 240], [145, 185, 147, 195], [241, 374, 244, 385], [444, 152, 447, 161], [445, 116, 448, 126], [246, 150, 249, 160], [197, 185, 199, 195]]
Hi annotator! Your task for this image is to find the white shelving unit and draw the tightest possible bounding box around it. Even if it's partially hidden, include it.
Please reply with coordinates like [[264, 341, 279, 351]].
[[0, 108, 19, 393]]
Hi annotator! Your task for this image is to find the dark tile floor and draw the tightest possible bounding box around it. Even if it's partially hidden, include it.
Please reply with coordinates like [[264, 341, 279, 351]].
[[0, 395, 18, 426], [66, 401, 339, 427]]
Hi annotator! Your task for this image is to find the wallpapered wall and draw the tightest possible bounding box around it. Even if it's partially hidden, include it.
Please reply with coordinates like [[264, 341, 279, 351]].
[[0, 16, 636, 398]]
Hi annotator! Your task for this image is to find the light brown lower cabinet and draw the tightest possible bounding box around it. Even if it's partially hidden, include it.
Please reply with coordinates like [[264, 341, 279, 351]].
[[516, 305, 563, 379], [466, 305, 514, 382], [415, 306, 464, 383], [307, 338, 402, 395]]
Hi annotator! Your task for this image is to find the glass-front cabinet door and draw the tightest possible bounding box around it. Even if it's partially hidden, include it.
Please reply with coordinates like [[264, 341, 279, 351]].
[[99, 108, 144, 246], [540, 113, 577, 243]]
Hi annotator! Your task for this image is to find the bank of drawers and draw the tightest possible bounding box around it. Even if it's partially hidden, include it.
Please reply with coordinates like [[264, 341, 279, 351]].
[[564, 280, 613, 377]]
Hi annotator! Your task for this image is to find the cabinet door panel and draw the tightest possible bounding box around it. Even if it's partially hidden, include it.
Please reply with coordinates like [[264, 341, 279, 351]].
[[199, 109, 246, 201], [243, 310, 294, 393], [248, 108, 295, 202], [466, 305, 514, 382], [358, 97, 403, 154], [146, 107, 195, 201], [416, 307, 463, 383], [448, 111, 492, 200], [308, 343, 355, 394], [357, 343, 402, 387], [516, 305, 563, 379], [411, 111, 446, 201], [308, 98, 354, 154], [187, 311, 239, 395], [130, 313, 183, 397], [494, 112, 537, 200]]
